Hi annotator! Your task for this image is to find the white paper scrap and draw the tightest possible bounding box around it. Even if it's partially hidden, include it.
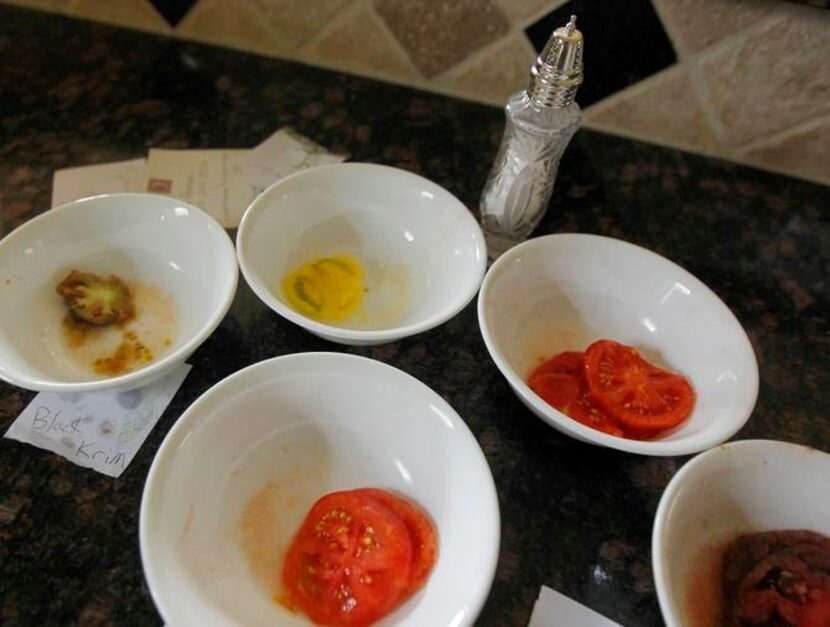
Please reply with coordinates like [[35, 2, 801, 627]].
[[528, 586, 622, 627], [4, 364, 191, 478], [145, 148, 256, 228], [236, 127, 348, 194], [51, 158, 147, 208]]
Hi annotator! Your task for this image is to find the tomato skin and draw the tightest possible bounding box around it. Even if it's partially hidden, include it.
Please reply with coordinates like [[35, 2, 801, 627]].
[[353, 489, 438, 595], [282, 491, 413, 626], [529, 351, 585, 379], [528, 342, 695, 438], [529, 372, 581, 412], [623, 427, 664, 441], [583, 340, 695, 430], [529, 354, 624, 437]]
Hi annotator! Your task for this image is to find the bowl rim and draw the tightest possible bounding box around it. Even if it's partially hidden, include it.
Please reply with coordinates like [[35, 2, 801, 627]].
[[477, 232, 759, 456], [651, 439, 830, 627], [0, 192, 238, 393], [139, 351, 501, 627], [236, 162, 487, 343]]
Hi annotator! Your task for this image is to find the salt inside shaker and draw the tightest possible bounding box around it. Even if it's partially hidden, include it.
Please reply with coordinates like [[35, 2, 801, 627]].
[[479, 15, 584, 260]]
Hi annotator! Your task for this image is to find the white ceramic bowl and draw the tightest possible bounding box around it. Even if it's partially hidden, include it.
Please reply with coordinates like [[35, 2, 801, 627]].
[[0, 193, 237, 392], [478, 233, 759, 456], [236, 163, 486, 345], [140, 352, 500, 627], [653, 440, 830, 626]]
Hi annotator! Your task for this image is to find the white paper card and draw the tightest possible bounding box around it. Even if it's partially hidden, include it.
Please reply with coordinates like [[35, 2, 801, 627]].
[[51, 158, 147, 208], [4, 364, 191, 478], [145, 148, 256, 228], [236, 127, 348, 193], [528, 586, 622, 627]]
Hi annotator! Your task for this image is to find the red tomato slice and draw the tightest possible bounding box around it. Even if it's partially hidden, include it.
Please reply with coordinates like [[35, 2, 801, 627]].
[[283, 491, 413, 626], [529, 371, 581, 410], [528, 351, 585, 380], [529, 370, 624, 437], [353, 489, 438, 595], [623, 427, 665, 441], [583, 340, 695, 430]]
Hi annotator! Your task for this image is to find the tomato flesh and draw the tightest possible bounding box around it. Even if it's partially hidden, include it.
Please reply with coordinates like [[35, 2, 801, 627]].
[[529, 353, 624, 437], [583, 340, 695, 430], [283, 491, 413, 626], [529, 351, 585, 379], [527, 342, 695, 438], [353, 489, 438, 595]]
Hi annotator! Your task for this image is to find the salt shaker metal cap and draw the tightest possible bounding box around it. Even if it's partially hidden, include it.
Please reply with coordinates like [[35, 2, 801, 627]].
[[530, 15, 584, 107]]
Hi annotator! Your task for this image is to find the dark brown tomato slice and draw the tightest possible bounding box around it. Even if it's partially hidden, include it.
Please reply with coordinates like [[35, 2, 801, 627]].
[[529, 371, 624, 437], [583, 340, 695, 430], [735, 588, 783, 624], [800, 589, 830, 627], [283, 491, 413, 626], [353, 489, 438, 595]]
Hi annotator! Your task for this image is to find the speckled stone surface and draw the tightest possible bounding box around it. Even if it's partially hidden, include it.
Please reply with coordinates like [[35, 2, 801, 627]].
[[0, 5, 828, 627]]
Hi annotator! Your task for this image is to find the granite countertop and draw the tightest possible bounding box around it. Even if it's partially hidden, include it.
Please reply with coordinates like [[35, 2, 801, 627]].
[[1, 6, 828, 627]]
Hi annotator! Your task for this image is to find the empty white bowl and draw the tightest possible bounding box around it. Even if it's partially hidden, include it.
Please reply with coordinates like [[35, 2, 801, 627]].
[[236, 163, 487, 345], [140, 352, 500, 626], [0, 193, 237, 392], [478, 233, 759, 456], [652, 440, 830, 627]]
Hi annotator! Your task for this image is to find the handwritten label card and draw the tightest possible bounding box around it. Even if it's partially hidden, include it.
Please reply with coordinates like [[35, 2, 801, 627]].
[[51, 158, 147, 208], [528, 586, 622, 627], [236, 127, 348, 194], [4, 364, 191, 478], [49, 129, 344, 228], [145, 148, 256, 228]]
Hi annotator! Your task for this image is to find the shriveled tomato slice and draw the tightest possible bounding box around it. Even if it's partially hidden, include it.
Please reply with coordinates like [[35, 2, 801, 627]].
[[583, 340, 695, 430], [283, 491, 413, 626], [801, 602, 830, 627], [800, 588, 830, 627], [353, 489, 438, 595], [529, 369, 623, 437], [737, 588, 783, 623]]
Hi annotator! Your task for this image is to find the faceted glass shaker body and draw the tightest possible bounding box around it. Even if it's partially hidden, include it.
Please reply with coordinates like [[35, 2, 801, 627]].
[[480, 90, 580, 259]]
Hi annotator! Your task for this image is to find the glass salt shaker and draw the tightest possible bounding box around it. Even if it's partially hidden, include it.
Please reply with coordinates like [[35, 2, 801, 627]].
[[479, 15, 584, 260]]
